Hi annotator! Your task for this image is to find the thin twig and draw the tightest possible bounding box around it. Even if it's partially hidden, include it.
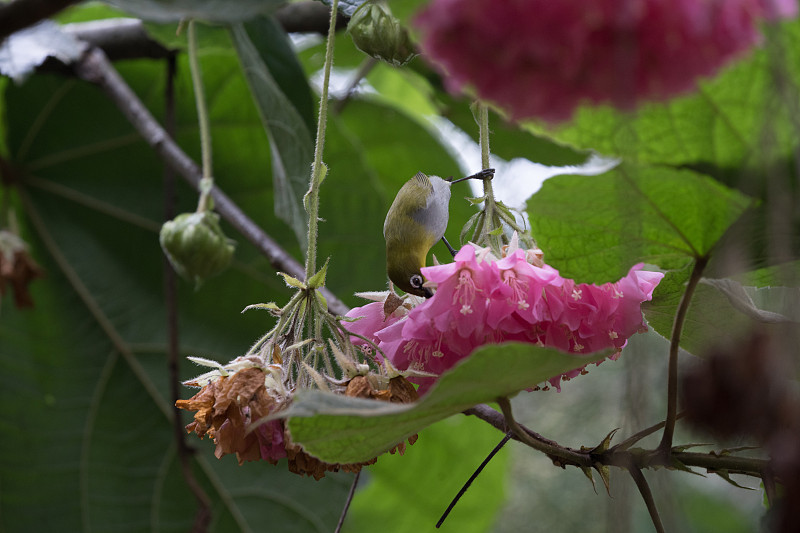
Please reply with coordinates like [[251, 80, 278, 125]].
[[334, 470, 361, 533], [333, 56, 378, 114], [659, 257, 708, 453], [437, 433, 512, 528], [162, 56, 212, 531], [612, 412, 685, 453], [629, 465, 666, 533], [70, 46, 349, 316]]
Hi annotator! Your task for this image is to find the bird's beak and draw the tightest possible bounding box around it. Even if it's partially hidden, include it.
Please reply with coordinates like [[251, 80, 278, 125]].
[[422, 286, 434, 298]]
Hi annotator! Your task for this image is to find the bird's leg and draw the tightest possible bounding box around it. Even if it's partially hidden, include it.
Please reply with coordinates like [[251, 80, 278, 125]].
[[441, 236, 458, 258], [449, 168, 495, 184]]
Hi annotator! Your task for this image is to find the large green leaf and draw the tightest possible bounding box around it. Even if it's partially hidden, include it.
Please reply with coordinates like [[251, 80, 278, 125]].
[[536, 19, 800, 169], [527, 164, 755, 284], [230, 22, 315, 252], [285, 343, 610, 464], [1, 50, 348, 532]]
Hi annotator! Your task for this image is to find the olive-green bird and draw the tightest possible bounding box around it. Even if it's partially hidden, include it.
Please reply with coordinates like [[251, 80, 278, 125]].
[[384, 168, 494, 297]]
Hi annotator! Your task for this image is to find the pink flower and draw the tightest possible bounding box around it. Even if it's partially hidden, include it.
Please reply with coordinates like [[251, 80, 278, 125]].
[[415, 0, 797, 123], [346, 243, 664, 394]]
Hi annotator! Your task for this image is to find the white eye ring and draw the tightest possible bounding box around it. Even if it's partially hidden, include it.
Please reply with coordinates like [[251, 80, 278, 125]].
[[410, 274, 424, 289]]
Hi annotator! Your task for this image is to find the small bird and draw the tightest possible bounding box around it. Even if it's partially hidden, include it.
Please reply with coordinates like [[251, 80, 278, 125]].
[[384, 169, 495, 297]]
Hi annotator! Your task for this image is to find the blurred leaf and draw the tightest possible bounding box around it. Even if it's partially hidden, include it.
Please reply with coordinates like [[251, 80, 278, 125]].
[[389, 0, 428, 26], [644, 267, 754, 355], [701, 278, 792, 323], [284, 343, 610, 464], [527, 164, 754, 284], [102, 0, 285, 23], [347, 415, 509, 533], [0, 21, 87, 83], [230, 22, 315, 251], [436, 92, 588, 167], [535, 19, 800, 169]]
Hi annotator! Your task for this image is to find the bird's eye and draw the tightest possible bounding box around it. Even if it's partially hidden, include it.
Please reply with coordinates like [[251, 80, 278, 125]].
[[410, 274, 424, 289]]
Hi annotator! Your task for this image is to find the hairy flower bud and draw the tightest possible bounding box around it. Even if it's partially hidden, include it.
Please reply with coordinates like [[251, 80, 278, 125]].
[[159, 211, 235, 286], [348, 0, 417, 66]]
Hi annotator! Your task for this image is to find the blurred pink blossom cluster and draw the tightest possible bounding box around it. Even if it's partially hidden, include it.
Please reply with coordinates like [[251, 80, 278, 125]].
[[414, 0, 797, 122], [345, 242, 664, 393]]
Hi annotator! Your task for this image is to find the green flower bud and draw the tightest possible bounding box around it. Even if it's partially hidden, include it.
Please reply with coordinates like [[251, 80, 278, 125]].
[[159, 211, 235, 287], [347, 0, 417, 66]]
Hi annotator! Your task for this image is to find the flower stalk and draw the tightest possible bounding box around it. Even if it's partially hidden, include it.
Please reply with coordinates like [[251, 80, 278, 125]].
[[305, 0, 339, 280], [187, 20, 214, 213]]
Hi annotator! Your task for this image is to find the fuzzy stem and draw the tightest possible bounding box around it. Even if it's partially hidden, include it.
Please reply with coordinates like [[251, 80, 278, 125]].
[[477, 103, 502, 252], [659, 257, 707, 453], [187, 20, 214, 212], [305, 0, 338, 279]]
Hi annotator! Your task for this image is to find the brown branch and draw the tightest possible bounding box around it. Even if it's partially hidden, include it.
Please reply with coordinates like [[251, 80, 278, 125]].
[[0, 0, 80, 42], [464, 403, 772, 480], [71, 46, 350, 316], [629, 465, 666, 533], [659, 257, 708, 453], [275, 1, 348, 34], [162, 55, 211, 532], [4, 1, 343, 47], [63, 18, 172, 61]]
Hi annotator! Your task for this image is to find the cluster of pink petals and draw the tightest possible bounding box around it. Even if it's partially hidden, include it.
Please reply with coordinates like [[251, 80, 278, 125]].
[[346, 245, 663, 393], [414, 0, 797, 123]]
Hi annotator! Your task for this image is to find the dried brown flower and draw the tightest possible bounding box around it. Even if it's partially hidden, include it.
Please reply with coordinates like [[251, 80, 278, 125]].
[[0, 230, 43, 309]]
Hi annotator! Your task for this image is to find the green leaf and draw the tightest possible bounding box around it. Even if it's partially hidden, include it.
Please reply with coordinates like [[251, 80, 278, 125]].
[[240, 16, 316, 135], [285, 343, 610, 464], [536, 18, 800, 169], [279, 271, 306, 289], [347, 415, 509, 533], [2, 52, 348, 530], [307, 257, 330, 289], [528, 163, 754, 283], [102, 0, 285, 22], [230, 22, 314, 252]]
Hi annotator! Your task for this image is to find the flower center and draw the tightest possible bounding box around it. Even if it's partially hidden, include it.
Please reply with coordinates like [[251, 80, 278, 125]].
[[453, 269, 479, 315]]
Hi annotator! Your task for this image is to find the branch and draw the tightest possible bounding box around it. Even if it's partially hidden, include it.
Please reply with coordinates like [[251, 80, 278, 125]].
[[162, 55, 212, 532], [629, 465, 666, 533], [464, 403, 772, 479], [0, 0, 80, 42], [659, 257, 708, 453], [71, 46, 350, 316], [4, 1, 343, 46]]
